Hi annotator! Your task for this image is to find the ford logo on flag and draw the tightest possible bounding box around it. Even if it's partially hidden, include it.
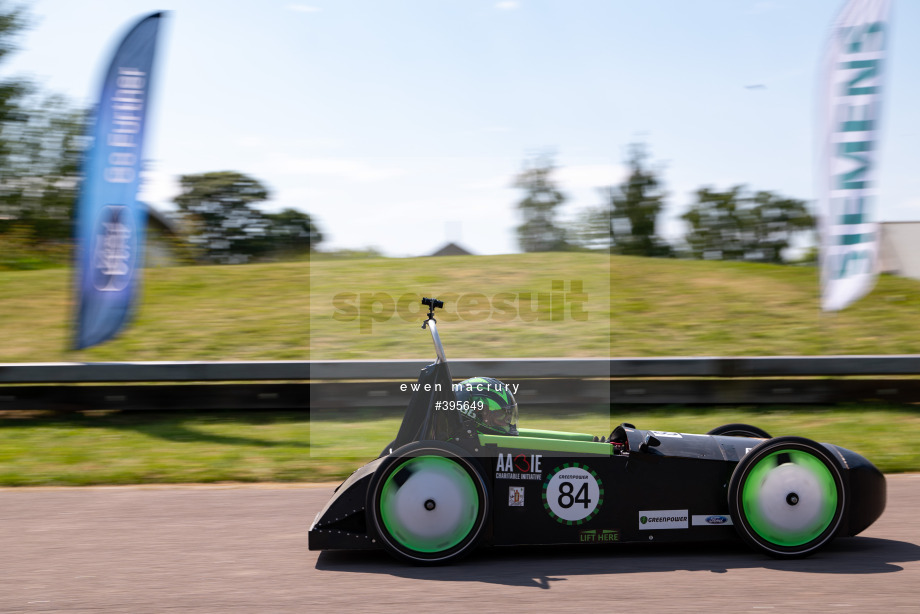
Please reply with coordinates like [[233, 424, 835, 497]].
[[92, 205, 136, 292]]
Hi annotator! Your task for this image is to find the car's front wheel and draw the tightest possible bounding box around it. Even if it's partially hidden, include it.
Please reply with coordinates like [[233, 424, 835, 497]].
[[729, 436, 846, 558], [367, 441, 489, 565]]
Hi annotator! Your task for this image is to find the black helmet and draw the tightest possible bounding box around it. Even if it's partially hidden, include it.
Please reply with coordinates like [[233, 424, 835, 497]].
[[455, 377, 518, 435]]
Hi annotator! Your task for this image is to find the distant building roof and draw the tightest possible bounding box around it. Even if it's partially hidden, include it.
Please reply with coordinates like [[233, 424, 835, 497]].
[[141, 202, 179, 235], [430, 242, 473, 257]]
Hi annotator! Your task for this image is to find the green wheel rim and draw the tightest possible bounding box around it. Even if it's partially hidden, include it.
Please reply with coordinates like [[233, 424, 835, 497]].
[[379, 455, 479, 553], [741, 449, 838, 547]]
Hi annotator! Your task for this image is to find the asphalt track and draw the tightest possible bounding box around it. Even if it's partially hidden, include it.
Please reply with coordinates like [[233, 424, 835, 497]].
[[1, 476, 919, 613]]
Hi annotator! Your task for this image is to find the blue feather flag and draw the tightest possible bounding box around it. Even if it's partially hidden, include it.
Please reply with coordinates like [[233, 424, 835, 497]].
[[73, 12, 165, 349]]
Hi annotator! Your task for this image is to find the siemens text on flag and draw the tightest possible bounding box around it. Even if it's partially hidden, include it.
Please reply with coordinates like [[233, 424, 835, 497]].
[[818, 0, 890, 312]]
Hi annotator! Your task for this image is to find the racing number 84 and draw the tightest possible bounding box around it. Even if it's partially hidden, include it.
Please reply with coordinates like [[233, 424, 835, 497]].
[[543, 464, 604, 525], [558, 481, 591, 509]]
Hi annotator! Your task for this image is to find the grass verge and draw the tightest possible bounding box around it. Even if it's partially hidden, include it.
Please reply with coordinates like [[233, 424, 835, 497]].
[[0, 405, 917, 486]]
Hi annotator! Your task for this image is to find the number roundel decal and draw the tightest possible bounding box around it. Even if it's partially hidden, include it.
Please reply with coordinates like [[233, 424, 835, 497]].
[[542, 463, 604, 525]]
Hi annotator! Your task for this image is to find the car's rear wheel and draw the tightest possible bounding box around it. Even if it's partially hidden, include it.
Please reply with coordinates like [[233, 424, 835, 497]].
[[708, 423, 772, 438], [729, 436, 845, 558], [367, 441, 488, 565]]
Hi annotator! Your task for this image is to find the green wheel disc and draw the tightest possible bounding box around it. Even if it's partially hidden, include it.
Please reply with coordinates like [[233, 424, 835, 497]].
[[379, 455, 479, 553], [741, 449, 838, 547]]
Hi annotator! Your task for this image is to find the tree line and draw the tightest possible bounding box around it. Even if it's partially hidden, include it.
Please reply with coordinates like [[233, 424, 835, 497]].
[[2, 3, 812, 269], [0, 4, 321, 269], [515, 146, 815, 263]]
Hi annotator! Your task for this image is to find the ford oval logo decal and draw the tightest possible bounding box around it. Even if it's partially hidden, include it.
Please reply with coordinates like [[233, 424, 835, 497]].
[[706, 515, 729, 525]]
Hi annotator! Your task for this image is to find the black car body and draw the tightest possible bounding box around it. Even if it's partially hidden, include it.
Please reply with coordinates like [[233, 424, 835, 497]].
[[309, 301, 886, 564]]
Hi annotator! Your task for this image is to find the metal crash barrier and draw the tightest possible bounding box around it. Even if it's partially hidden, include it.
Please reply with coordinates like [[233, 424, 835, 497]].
[[1, 356, 919, 411]]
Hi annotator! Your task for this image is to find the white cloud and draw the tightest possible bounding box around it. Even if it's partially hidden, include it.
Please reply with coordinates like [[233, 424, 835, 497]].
[[495, 1, 521, 11], [480, 125, 512, 134], [286, 4, 323, 13], [260, 155, 407, 182], [234, 135, 344, 150], [556, 164, 626, 190], [464, 173, 516, 191], [463, 163, 626, 208]]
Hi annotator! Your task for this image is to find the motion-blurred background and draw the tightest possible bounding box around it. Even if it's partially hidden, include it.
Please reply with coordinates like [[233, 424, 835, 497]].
[[0, 1, 917, 485]]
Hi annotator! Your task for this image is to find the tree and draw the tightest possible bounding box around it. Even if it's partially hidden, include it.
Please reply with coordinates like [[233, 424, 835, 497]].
[[0, 4, 88, 267], [174, 171, 273, 264], [0, 3, 28, 129], [566, 143, 671, 256], [174, 172, 322, 263], [680, 186, 813, 263], [569, 204, 612, 252], [514, 155, 569, 252], [264, 208, 323, 254], [0, 94, 87, 242], [607, 143, 671, 257]]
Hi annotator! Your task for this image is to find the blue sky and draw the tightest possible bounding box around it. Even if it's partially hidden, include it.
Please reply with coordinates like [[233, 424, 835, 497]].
[[5, 0, 918, 256]]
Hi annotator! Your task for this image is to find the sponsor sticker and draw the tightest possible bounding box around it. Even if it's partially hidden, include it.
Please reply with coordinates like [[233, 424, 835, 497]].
[[542, 463, 604, 525], [508, 486, 525, 507], [638, 510, 689, 530], [496, 453, 543, 480], [692, 514, 733, 526], [579, 528, 619, 543], [649, 431, 682, 438]]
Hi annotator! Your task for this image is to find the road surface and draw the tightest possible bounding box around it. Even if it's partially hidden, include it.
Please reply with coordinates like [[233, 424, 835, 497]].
[[1, 475, 919, 613]]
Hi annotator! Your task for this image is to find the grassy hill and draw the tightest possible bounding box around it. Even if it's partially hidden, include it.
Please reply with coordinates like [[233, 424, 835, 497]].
[[1, 253, 920, 362]]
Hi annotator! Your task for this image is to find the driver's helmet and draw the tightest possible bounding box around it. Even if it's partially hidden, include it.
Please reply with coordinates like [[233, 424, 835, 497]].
[[454, 376, 518, 435]]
